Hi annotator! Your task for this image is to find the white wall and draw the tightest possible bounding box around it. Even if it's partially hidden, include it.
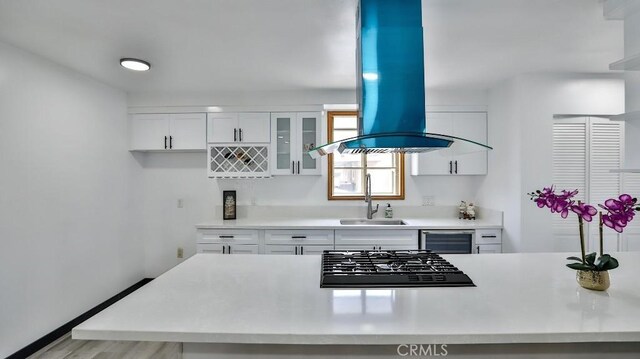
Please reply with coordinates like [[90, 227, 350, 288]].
[[478, 73, 625, 253], [129, 89, 490, 277], [477, 78, 523, 252], [0, 41, 144, 357]]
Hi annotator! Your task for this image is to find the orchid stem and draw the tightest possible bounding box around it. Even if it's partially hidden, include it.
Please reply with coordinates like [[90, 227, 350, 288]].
[[578, 215, 586, 264], [599, 212, 604, 257]]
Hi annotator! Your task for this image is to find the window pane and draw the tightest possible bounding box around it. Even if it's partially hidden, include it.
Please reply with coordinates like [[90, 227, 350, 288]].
[[366, 153, 395, 168], [333, 129, 358, 142], [333, 116, 358, 129], [333, 168, 363, 196], [333, 152, 363, 168], [367, 168, 397, 195]]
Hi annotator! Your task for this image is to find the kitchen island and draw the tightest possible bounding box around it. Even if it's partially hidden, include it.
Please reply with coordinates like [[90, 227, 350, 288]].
[[73, 252, 640, 358]]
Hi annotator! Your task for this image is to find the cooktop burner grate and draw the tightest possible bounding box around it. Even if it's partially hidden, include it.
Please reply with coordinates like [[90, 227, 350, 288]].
[[320, 250, 475, 288]]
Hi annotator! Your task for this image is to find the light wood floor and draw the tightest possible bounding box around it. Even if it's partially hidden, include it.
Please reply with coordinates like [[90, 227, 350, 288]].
[[28, 333, 181, 359]]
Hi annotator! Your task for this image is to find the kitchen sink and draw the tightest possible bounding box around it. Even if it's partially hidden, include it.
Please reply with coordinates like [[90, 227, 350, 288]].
[[339, 219, 407, 226]]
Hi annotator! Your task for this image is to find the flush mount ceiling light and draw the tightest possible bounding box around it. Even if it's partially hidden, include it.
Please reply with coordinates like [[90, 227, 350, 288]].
[[120, 58, 150, 71]]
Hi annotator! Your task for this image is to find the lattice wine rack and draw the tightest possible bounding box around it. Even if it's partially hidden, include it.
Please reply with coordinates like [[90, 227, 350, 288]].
[[208, 145, 270, 178]]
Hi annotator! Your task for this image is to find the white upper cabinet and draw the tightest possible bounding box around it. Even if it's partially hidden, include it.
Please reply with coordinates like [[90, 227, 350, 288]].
[[411, 112, 488, 176], [270, 112, 321, 176], [207, 112, 270, 144], [130, 113, 206, 151], [169, 113, 207, 150]]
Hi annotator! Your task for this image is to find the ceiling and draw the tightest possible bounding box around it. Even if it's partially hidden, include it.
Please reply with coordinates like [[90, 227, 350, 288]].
[[0, 0, 623, 94]]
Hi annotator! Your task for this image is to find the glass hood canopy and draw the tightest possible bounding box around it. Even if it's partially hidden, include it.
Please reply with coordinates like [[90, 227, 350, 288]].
[[308, 0, 492, 158]]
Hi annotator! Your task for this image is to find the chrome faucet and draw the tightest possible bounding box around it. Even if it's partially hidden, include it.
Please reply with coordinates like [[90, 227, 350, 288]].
[[365, 173, 379, 219]]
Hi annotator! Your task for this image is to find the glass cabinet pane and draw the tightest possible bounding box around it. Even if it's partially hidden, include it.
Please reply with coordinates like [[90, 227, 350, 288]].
[[301, 117, 317, 170], [276, 117, 292, 170]]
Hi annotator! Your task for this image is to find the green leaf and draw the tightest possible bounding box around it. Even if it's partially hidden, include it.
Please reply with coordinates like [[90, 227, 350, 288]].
[[595, 255, 611, 271], [566, 256, 583, 262], [567, 262, 596, 271], [585, 252, 597, 265], [602, 256, 619, 270]]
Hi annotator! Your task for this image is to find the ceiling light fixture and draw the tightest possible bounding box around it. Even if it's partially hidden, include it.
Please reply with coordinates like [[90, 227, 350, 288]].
[[120, 58, 151, 71]]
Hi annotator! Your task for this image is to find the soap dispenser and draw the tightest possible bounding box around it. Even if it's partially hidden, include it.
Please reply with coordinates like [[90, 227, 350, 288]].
[[384, 203, 393, 218]]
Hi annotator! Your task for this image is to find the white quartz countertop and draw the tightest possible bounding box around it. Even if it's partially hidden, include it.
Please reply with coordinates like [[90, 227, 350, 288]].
[[73, 252, 640, 345], [195, 217, 502, 230]]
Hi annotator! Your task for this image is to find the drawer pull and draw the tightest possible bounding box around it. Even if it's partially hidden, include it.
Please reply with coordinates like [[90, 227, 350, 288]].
[[219, 235, 235, 239], [481, 235, 497, 238], [291, 236, 307, 239]]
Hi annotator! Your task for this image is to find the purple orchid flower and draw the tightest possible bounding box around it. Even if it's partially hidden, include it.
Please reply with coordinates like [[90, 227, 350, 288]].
[[528, 186, 578, 219], [571, 202, 597, 222], [599, 194, 639, 233]]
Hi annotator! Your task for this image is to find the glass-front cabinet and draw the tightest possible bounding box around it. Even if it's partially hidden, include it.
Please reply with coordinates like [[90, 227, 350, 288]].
[[270, 112, 321, 176]]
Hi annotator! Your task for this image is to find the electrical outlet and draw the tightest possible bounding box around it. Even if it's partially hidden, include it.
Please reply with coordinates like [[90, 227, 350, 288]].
[[177, 247, 184, 259], [422, 196, 435, 206], [177, 199, 184, 208]]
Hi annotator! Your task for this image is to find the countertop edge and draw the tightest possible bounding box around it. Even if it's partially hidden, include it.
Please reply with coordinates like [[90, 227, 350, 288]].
[[72, 328, 640, 345]]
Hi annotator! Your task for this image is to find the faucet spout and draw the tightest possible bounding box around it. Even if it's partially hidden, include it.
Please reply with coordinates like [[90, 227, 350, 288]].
[[365, 174, 378, 219]]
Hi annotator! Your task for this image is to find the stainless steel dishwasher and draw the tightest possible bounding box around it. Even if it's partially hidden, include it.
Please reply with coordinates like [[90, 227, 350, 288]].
[[420, 230, 475, 254]]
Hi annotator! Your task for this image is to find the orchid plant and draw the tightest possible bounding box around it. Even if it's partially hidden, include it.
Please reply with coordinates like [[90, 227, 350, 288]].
[[528, 186, 640, 272]]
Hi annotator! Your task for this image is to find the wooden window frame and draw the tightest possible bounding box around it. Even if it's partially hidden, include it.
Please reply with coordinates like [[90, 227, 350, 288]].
[[327, 111, 405, 201]]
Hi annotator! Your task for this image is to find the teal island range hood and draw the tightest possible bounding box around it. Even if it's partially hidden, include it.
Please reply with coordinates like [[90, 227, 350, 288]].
[[309, 0, 492, 159]]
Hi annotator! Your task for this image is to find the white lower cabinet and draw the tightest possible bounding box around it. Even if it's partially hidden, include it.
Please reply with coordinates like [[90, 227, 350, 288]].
[[334, 230, 419, 250], [475, 228, 502, 254], [197, 243, 259, 254], [264, 230, 334, 255], [475, 244, 502, 254], [264, 244, 333, 255], [197, 229, 260, 254]]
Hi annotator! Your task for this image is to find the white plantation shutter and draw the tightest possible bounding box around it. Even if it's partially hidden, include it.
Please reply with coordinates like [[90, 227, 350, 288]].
[[552, 118, 626, 252], [552, 120, 587, 238], [588, 120, 623, 253], [622, 173, 640, 251]]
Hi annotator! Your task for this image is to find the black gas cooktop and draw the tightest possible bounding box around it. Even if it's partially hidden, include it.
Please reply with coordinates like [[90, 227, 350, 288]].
[[320, 250, 475, 288]]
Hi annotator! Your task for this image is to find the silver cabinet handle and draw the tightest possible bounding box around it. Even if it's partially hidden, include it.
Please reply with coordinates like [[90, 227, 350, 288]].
[[228, 245, 232, 254], [297, 161, 300, 174], [164, 136, 168, 149], [291, 236, 307, 239], [295, 246, 298, 255], [455, 160, 458, 174], [239, 128, 243, 142], [301, 246, 304, 255], [477, 246, 480, 254], [292, 161, 295, 174], [222, 246, 225, 254], [449, 161, 453, 174], [234, 128, 237, 142]]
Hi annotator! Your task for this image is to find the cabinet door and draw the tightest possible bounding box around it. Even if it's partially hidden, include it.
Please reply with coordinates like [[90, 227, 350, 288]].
[[410, 113, 454, 175], [334, 230, 418, 247], [335, 245, 382, 251], [208, 113, 238, 143], [169, 113, 206, 150], [380, 245, 419, 251], [197, 229, 260, 245], [270, 113, 296, 175], [452, 113, 487, 175], [238, 113, 270, 143], [228, 244, 260, 254], [297, 112, 322, 175], [264, 229, 334, 245], [475, 229, 502, 245], [475, 244, 502, 254], [130, 114, 170, 150], [197, 243, 225, 254], [264, 245, 298, 255], [300, 245, 334, 255]]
